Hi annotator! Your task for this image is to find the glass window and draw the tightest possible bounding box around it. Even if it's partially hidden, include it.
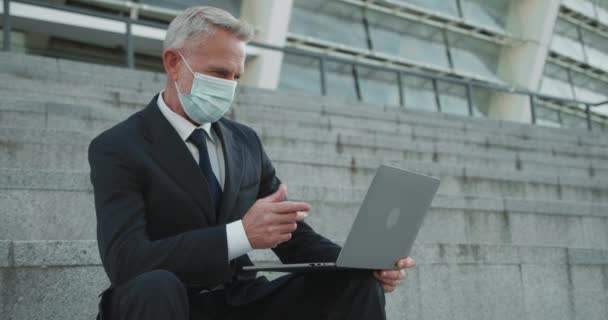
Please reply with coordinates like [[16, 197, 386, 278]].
[[591, 113, 608, 132], [551, 19, 586, 62], [278, 54, 321, 96], [580, 28, 608, 72], [540, 77, 576, 100], [289, 0, 368, 49], [570, 72, 608, 104], [366, 10, 450, 69], [356, 66, 400, 106], [596, 1, 608, 25], [325, 60, 359, 101], [447, 31, 500, 81], [401, 75, 438, 112], [539, 63, 575, 100], [561, 109, 588, 130], [595, 105, 608, 117], [561, 0, 597, 19], [393, 0, 460, 18], [142, 0, 242, 15], [460, 0, 509, 32], [0, 30, 26, 54], [535, 102, 562, 128], [573, 86, 607, 104], [437, 81, 470, 116], [470, 86, 491, 117]]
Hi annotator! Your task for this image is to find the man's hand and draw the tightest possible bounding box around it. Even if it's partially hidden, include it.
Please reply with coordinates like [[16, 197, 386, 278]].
[[242, 184, 310, 249], [373, 256, 416, 293]]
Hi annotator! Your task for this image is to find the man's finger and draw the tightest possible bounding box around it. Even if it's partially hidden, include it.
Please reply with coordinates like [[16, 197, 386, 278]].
[[384, 279, 401, 287], [273, 232, 292, 246], [272, 222, 298, 234], [396, 256, 416, 269], [271, 201, 311, 214], [262, 184, 286, 203], [379, 270, 403, 281], [273, 211, 308, 224], [382, 284, 396, 293], [373, 270, 383, 283]]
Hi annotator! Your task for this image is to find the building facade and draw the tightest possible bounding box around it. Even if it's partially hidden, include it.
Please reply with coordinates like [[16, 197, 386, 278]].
[[2, 0, 608, 131]]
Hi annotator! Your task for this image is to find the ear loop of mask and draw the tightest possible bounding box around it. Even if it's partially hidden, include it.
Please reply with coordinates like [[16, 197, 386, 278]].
[[174, 51, 194, 95], [177, 51, 196, 75]]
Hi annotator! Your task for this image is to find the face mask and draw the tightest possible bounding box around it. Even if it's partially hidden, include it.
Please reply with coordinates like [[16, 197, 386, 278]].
[[174, 52, 237, 124]]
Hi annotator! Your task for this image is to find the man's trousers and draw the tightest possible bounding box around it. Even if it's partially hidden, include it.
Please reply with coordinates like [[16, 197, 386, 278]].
[[103, 269, 386, 320]]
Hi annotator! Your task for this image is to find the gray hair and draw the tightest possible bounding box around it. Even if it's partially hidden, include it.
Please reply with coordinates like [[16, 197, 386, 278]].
[[163, 6, 254, 50]]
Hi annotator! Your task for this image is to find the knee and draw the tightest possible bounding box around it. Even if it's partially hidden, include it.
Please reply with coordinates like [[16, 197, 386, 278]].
[[345, 271, 386, 303], [129, 270, 187, 301]]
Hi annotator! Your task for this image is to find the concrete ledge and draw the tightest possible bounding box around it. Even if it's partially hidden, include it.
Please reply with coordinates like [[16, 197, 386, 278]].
[[2, 123, 607, 178], [1, 168, 607, 214], [0, 69, 606, 152], [12, 240, 100, 267], [235, 92, 608, 146], [0, 51, 164, 89], [1, 93, 606, 159], [2, 185, 607, 249], [0, 163, 606, 205], [232, 102, 608, 150], [1, 125, 607, 191], [1, 50, 605, 146], [1, 240, 607, 267]]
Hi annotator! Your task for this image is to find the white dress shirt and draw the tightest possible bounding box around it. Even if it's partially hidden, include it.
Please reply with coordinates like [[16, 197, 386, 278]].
[[157, 91, 252, 261]]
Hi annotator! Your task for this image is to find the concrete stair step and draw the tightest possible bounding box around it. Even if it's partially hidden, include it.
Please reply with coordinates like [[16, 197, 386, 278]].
[[236, 90, 608, 143], [2, 96, 607, 163], [1, 124, 606, 179], [252, 123, 608, 165], [1, 85, 606, 156], [247, 118, 608, 160], [1, 110, 607, 171], [1, 168, 607, 249], [1, 239, 606, 320], [1, 49, 606, 142], [0, 51, 166, 91], [0, 99, 139, 132], [0, 71, 606, 151], [2, 142, 608, 202], [233, 100, 608, 149], [0, 50, 605, 146]]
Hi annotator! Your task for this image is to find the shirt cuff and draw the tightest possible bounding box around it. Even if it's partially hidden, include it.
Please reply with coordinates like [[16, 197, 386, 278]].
[[226, 219, 253, 261]]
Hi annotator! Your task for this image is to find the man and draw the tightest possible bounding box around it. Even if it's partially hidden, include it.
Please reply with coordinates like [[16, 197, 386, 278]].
[[88, 6, 415, 320]]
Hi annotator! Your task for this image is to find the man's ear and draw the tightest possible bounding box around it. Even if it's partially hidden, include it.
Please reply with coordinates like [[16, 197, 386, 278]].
[[162, 49, 181, 81]]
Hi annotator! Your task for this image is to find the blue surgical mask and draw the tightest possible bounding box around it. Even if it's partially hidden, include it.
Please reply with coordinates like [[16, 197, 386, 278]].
[[174, 52, 237, 124]]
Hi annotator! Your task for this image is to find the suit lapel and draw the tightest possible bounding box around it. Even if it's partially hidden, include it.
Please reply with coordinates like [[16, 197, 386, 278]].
[[142, 95, 216, 225], [214, 119, 244, 224]]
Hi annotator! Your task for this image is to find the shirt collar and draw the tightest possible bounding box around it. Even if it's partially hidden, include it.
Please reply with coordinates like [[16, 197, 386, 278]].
[[157, 91, 216, 144]]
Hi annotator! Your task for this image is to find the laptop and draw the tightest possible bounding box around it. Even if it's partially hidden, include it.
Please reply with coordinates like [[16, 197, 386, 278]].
[[243, 165, 440, 273]]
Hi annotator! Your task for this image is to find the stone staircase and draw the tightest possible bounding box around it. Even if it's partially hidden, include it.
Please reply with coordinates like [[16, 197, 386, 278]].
[[0, 51, 607, 320]]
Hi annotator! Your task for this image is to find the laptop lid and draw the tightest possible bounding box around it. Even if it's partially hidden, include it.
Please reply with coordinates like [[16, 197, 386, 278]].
[[336, 165, 440, 270]]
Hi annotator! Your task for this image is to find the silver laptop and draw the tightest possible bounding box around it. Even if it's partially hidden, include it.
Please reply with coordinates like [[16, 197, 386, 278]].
[[243, 165, 440, 273]]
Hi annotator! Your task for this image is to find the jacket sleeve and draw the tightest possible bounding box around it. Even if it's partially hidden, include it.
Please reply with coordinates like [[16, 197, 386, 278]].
[[88, 137, 232, 287], [252, 131, 342, 264]]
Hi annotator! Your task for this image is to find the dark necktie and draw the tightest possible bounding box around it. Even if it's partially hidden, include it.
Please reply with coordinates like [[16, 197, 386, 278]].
[[188, 128, 222, 212]]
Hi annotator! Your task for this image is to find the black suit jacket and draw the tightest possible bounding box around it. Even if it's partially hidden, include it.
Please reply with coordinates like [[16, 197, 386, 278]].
[[88, 94, 341, 308]]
